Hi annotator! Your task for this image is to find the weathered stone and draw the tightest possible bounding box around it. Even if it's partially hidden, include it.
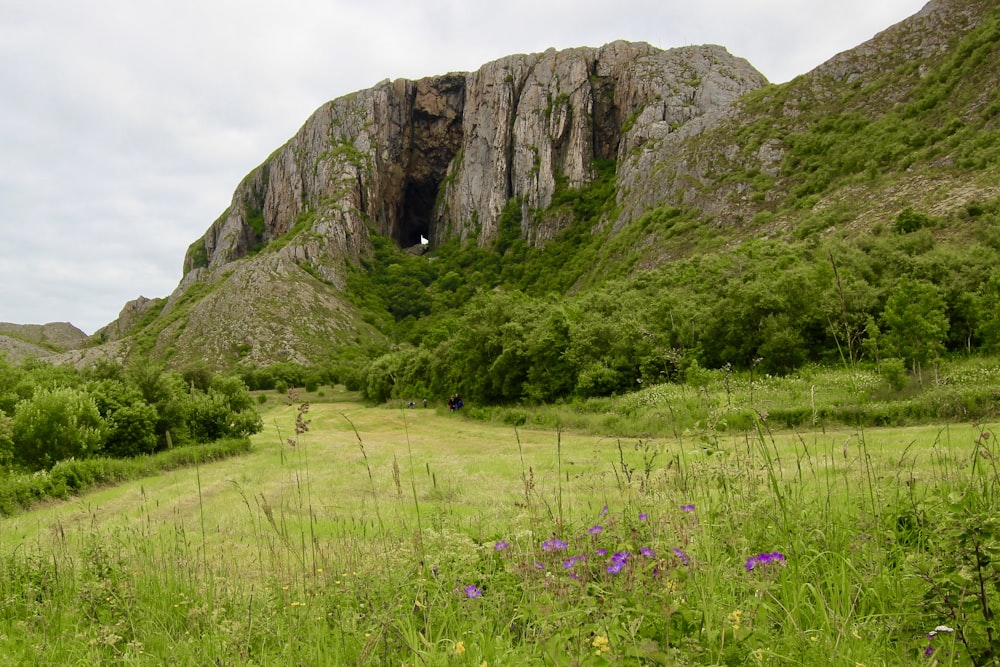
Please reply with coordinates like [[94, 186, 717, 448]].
[[183, 40, 766, 276]]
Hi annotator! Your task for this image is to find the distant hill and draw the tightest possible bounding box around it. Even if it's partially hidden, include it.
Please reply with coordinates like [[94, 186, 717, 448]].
[[0, 322, 88, 362]]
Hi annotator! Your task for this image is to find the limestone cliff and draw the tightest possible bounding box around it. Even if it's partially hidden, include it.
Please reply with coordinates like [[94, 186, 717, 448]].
[[183, 41, 766, 280], [86, 39, 762, 368]]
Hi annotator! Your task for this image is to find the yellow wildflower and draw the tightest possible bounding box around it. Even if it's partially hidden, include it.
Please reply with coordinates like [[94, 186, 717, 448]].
[[454, 640, 466, 655], [592, 635, 610, 656], [727, 609, 743, 631]]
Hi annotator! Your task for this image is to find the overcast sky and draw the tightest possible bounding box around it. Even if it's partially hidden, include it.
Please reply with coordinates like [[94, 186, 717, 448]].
[[1, 0, 929, 334]]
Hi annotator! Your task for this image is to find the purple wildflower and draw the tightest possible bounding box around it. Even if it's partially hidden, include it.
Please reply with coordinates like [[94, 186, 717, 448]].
[[594, 548, 608, 557], [681, 504, 695, 512], [534, 562, 545, 570], [600, 505, 608, 517], [606, 550, 630, 574], [638, 512, 648, 521], [464, 584, 482, 598], [672, 547, 690, 566], [589, 525, 603, 535], [745, 551, 786, 572], [640, 547, 655, 558], [494, 540, 509, 551], [924, 646, 934, 658], [542, 538, 568, 552]]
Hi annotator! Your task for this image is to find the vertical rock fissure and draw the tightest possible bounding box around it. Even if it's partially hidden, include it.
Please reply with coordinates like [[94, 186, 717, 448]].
[[393, 74, 466, 249]]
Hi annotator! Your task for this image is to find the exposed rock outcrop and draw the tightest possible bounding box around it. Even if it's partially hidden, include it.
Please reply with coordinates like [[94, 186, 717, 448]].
[[184, 40, 766, 281]]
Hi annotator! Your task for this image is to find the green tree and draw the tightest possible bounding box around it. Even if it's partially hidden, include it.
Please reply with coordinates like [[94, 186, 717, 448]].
[[975, 270, 1000, 352], [0, 412, 13, 468], [88, 379, 158, 458], [881, 278, 950, 375], [11, 387, 106, 469], [188, 376, 262, 443]]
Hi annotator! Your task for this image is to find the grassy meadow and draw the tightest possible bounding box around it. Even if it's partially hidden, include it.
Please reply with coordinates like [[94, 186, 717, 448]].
[[1, 386, 998, 666]]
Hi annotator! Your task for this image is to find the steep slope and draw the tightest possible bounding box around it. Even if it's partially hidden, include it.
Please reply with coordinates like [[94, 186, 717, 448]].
[[610, 0, 999, 262]]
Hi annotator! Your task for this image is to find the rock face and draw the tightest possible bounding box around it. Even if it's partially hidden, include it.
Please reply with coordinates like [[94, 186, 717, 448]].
[[138, 40, 765, 368], [184, 41, 766, 281]]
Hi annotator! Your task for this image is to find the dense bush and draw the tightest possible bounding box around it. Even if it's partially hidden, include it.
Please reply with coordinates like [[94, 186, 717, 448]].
[[0, 359, 262, 473]]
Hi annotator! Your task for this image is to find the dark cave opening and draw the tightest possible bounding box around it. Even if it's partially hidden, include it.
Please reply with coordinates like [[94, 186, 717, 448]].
[[395, 178, 436, 248]]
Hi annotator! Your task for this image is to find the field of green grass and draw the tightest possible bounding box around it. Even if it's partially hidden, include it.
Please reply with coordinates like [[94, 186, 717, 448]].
[[2, 387, 998, 665]]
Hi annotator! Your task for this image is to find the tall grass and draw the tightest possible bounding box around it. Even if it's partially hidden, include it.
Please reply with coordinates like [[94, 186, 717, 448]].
[[0, 390, 997, 665]]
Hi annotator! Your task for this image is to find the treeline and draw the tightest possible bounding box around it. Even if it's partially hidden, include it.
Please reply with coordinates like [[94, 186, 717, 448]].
[[358, 202, 1000, 405], [0, 358, 262, 472]]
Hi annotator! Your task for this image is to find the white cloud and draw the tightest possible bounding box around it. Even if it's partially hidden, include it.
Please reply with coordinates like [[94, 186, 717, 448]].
[[0, 0, 928, 333]]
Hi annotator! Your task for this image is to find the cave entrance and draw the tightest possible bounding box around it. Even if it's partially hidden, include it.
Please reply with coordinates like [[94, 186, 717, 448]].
[[389, 72, 465, 250], [395, 177, 436, 248]]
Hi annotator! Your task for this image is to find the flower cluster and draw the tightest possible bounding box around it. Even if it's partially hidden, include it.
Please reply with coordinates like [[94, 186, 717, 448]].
[[744, 551, 786, 572], [606, 551, 630, 574], [542, 538, 568, 552]]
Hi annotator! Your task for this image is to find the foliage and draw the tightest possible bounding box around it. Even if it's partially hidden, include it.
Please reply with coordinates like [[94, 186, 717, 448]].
[[0, 359, 263, 472], [11, 387, 106, 469], [354, 210, 1000, 406]]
